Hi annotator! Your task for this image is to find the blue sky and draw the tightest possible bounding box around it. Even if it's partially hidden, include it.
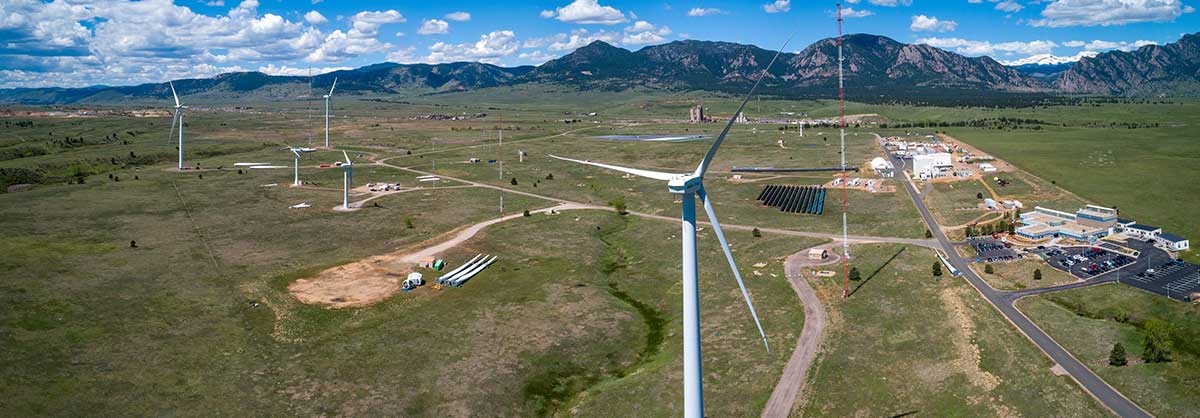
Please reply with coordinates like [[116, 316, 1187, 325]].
[[1, 0, 1196, 88]]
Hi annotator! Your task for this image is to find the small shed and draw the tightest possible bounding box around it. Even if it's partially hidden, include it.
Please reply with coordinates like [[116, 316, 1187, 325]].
[[808, 248, 829, 260], [418, 257, 436, 268]]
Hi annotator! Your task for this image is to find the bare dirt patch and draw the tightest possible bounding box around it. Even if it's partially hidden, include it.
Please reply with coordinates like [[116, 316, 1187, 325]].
[[288, 255, 406, 308]]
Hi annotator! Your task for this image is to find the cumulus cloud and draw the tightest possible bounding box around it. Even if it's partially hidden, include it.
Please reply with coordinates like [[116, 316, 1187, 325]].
[[425, 30, 519, 63], [258, 63, 350, 76], [917, 37, 1058, 56], [1030, 0, 1185, 27], [687, 7, 727, 16], [842, 7, 874, 18], [445, 11, 471, 21], [1082, 39, 1157, 50], [910, 15, 958, 32], [518, 50, 558, 64], [418, 19, 450, 35], [867, 0, 913, 6], [1063, 40, 1086, 47], [544, 0, 628, 24], [995, 1, 1024, 12], [763, 0, 791, 13], [304, 10, 328, 25], [548, 29, 623, 51]]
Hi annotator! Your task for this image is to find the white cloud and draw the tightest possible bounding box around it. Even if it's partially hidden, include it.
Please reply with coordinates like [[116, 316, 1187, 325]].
[[418, 19, 450, 35], [347, 10, 406, 38], [522, 34, 568, 49], [206, 1, 225, 6], [626, 21, 657, 32], [842, 7, 874, 18], [304, 10, 328, 25], [1063, 40, 1086, 47], [258, 64, 350, 76], [540, 9, 556, 18], [867, 0, 913, 6], [996, 1, 1024, 12], [1082, 39, 1157, 50], [763, 0, 791, 13], [1185, 5, 1196, 13], [425, 30, 519, 64], [518, 50, 558, 64], [548, 29, 623, 51], [546, 0, 628, 24], [445, 11, 471, 21], [910, 15, 958, 32], [1030, 0, 1185, 27], [386, 46, 417, 63], [917, 37, 1058, 55], [687, 7, 727, 16]]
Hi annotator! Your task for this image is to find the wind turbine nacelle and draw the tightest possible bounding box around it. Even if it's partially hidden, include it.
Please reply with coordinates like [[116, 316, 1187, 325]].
[[668, 175, 702, 194]]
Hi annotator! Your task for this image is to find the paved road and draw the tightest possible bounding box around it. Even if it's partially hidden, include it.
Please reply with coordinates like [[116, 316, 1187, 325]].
[[881, 135, 1151, 418], [761, 246, 837, 418]]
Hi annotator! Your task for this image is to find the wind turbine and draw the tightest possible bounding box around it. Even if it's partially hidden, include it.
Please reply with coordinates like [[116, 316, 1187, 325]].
[[341, 150, 353, 209], [323, 77, 337, 148], [549, 36, 792, 418], [165, 81, 187, 170], [284, 144, 303, 186]]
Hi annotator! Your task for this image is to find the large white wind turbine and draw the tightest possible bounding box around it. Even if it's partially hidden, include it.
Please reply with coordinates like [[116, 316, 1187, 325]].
[[549, 36, 793, 418], [323, 77, 337, 148], [166, 81, 187, 170], [340, 150, 353, 209]]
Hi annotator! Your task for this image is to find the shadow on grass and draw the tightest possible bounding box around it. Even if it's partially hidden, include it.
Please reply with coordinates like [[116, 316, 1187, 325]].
[[847, 246, 906, 298]]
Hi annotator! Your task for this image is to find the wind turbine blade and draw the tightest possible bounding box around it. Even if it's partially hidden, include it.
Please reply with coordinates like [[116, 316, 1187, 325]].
[[698, 187, 770, 353], [694, 33, 795, 178], [342, 150, 351, 165], [169, 81, 180, 107], [292, 149, 301, 158], [329, 77, 337, 95], [547, 154, 675, 181], [166, 109, 179, 144]]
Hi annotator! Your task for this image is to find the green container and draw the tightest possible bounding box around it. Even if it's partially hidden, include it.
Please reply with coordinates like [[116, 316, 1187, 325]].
[[433, 259, 446, 271]]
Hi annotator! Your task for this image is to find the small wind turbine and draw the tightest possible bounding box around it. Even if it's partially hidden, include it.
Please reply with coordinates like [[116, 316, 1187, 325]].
[[550, 36, 793, 418], [165, 81, 187, 170], [341, 150, 353, 209], [284, 144, 303, 186], [323, 77, 337, 148]]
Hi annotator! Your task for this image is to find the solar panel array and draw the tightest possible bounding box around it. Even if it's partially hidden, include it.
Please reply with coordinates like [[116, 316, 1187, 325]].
[[756, 185, 826, 215]]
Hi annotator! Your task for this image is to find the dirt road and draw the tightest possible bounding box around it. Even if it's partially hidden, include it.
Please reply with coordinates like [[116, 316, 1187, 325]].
[[760, 244, 838, 418]]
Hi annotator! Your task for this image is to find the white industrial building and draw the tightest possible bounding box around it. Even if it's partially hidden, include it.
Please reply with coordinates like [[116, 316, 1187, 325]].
[[869, 157, 895, 178], [979, 162, 997, 173], [1157, 233, 1190, 251], [912, 153, 952, 179]]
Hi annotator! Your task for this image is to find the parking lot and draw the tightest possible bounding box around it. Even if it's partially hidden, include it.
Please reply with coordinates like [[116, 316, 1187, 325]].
[[968, 237, 1018, 263], [1038, 246, 1134, 279], [1113, 238, 1200, 301]]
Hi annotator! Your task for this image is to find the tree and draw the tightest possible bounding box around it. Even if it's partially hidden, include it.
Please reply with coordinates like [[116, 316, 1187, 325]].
[[925, 229, 933, 238], [546, 173, 554, 180], [404, 216, 415, 229], [985, 264, 994, 274], [932, 262, 943, 277], [1109, 343, 1128, 366], [609, 196, 627, 215], [752, 227, 762, 238], [1142, 319, 1173, 363], [523, 209, 531, 217], [510, 177, 518, 185], [1033, 269, 1043, 280], [849, 267, 861, 281], [965, 225, 975, 237], [976, 192, 984, 199]]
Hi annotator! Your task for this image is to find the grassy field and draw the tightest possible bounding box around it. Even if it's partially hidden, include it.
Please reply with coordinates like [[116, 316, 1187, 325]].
[[799, 244, 1104, 416], [1017, 284, 1200, 417], [923, 179, 992, 227], [974, 258, 1078, 291], [3, 90, 1196, 415]]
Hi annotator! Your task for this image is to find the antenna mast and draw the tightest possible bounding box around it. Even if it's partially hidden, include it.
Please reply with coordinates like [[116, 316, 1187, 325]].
[[499, 113, 504, 213], [838, 3, 851, 299]]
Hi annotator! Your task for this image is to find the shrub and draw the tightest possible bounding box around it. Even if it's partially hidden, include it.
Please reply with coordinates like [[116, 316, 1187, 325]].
[[752, 228, 761, 238], [984, 264, 994, 274], [1109, 343, 1127, 366]]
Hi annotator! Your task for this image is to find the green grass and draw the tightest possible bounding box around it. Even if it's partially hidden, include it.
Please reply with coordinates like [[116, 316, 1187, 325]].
[[975, 258, 1078, 291], [1017, 284, 1200, 417], [801, 243, 1105, 416], [924, 179, 992, 227]]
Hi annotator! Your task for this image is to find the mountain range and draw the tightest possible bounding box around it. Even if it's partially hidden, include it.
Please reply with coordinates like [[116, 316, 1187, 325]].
[[2, 32, 1197, 105]]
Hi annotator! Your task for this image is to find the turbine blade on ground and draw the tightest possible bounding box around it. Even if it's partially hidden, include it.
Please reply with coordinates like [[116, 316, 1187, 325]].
[[698, 187, 770, 353], [693, 33, 796, 178], [547, 154, 676, 181]]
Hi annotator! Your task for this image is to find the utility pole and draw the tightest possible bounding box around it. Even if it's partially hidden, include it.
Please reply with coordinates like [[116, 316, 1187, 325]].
[[499, 113, 504, 214]]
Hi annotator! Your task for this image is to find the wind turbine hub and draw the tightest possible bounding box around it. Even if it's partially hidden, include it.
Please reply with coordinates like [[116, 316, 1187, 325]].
[[668, 174, 702, 194]]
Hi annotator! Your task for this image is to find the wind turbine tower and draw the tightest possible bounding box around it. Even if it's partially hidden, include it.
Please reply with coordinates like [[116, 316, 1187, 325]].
[[166, 81, 187, 170], [550, 36, 792, 418], [341, 151, 353, 209], [838, 3, 852, 299], [286, 145, 303, 186], [324, 77, 337, 148]]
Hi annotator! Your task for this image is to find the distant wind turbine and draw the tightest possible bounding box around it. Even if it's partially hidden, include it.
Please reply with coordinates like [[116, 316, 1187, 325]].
[[324, 77, 337, 148], [165, 81, 187, 170], [549, 35, 794, 418]]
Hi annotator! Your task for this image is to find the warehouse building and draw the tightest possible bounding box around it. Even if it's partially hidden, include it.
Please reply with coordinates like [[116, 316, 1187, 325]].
[[1016, 206, 1116, 242], [1157, 233, 1190, 251], [912, 152, 952, 179], [869, 157, 895, 178], [1123, 223, 1162, 240]]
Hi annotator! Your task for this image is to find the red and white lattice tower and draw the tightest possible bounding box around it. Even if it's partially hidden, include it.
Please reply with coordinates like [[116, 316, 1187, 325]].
[[838, 3, 851, 299]]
